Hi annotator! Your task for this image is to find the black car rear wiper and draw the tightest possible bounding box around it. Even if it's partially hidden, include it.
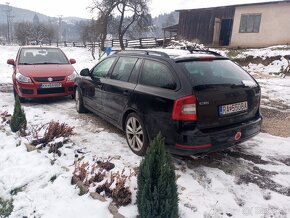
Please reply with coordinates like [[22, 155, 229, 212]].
[[230, 83, 246, 88], [194, 83, 247, 91], [193, 84, 228, 91]]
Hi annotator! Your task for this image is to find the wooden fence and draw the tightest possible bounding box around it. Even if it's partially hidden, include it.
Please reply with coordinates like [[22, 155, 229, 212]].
[[63, 37, 171, 48]]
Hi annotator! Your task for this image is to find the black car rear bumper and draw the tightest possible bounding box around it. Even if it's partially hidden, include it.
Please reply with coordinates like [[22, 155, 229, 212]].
[[167, 116, 262, 156]]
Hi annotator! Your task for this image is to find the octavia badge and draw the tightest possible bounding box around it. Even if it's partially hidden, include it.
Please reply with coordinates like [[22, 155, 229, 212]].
[[48, 77, 53, 82]]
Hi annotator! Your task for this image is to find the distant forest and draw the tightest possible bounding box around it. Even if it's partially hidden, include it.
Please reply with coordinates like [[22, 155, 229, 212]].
[[0, 4, 179, 43]]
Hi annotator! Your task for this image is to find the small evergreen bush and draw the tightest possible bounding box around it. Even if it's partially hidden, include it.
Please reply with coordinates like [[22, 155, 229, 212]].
[[0, 197, 13, 218], [137, 133, 178, 218], [10, 96, 27, 133]]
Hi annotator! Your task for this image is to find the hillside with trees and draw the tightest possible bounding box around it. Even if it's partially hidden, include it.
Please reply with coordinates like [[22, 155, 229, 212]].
[[0, 3, 178, 45]]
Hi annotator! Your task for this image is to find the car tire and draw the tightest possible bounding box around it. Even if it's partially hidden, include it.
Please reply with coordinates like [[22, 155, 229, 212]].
[[75, 87, 87, 113], [13, 88, 25, 103], [125, 113, 149, 156]]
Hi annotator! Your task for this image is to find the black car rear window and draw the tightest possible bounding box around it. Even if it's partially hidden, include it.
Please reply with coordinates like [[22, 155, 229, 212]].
[[140, 60, 177, 90], [177, 59, 257, 87]]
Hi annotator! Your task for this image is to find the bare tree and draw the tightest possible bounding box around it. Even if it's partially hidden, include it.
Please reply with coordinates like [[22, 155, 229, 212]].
[[44, 23, 56, 45], [14, 22, 56, 45], [125, 13, 153, 39], [89, 0, 119, 50], [89, 0, 150, 50], [30, 24, 48, 45], [0, 24, 7, 44], [115, 0, 149, 50], [89, 19, 103, 59], [14, 22, 33, 45], [80, 22, 90, 46]]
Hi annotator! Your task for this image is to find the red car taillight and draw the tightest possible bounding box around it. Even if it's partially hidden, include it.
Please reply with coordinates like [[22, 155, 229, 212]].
[[172, 96, 197, 121]]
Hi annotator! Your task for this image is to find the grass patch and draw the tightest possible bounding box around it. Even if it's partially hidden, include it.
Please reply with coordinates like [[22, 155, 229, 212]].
[[0, 197, 13, 218], [270, 46, 290, 51], [226, 49, 247, 59]]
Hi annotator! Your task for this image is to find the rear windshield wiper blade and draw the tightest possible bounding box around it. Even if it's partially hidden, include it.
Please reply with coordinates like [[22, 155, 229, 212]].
[[193, 84, 227, 91], [230, 83, 246, 88], [194, 83, 246, 91]]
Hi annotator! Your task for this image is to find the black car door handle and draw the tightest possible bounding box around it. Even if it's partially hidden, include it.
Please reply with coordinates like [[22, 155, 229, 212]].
[[123, 90, 130, 95]]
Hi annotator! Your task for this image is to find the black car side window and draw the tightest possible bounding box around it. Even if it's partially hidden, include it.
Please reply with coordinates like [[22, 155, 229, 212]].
[[110, 57, 138, 82], [92, 57, 116, 78], [139, 60, 177, 90], [128, 59, 142, 84]]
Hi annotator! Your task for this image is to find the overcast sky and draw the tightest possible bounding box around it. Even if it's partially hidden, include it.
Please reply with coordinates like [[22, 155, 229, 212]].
[[0, 0, 280, 18]]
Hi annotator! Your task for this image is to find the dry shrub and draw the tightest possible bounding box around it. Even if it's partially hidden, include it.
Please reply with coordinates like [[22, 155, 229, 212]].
[[72, 158, 133, 206], [44, 121, 74, 143], [111, 170, 133, 207], [48, 140, 69, 157], [0, 111, 11, 123], [90, 170, 106, 183], [96, 169, 135, 207], [96, 173, 115, 197], [96, 157, 115, 171], [29, 121, 74, 147], [72, 161, 89, 185]]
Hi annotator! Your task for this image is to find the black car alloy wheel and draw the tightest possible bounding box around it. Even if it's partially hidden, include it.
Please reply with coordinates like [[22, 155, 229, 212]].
[[125, 113, 148, 156]]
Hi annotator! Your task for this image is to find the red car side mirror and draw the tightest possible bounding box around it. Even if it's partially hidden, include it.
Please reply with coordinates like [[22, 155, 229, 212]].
[[69, 59, 76, 64], [7, 59, 15, 65]]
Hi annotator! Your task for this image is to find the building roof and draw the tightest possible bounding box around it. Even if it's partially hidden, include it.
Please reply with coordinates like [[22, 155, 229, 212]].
[[162, 24, 179, 32], [176, 0, 290, 12]]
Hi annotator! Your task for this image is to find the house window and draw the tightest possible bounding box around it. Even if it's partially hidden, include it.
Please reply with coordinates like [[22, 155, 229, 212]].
[[239, 14, 261, 33]]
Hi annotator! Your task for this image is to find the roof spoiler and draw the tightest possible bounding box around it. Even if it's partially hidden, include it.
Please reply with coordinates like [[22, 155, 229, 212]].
[[186, 45, 222, 56], [115, 49, 170, 58]]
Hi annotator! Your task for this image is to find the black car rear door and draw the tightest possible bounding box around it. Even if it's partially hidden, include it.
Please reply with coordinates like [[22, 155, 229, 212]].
[[133, 58, 181, 141]]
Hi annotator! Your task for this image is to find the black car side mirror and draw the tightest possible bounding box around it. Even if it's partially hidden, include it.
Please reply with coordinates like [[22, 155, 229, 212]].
[[80, 68, 90, 76]]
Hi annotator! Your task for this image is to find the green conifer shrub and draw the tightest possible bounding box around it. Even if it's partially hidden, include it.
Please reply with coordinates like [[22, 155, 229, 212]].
[[137, 133, 178, 218], [10, 96, 27, 133]]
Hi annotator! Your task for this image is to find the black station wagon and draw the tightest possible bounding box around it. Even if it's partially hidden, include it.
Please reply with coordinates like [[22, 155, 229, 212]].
[[75, 49, 262, 156]]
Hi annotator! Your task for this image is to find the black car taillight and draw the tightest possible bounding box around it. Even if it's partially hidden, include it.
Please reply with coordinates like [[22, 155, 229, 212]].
[[172, 96, 197, 121]]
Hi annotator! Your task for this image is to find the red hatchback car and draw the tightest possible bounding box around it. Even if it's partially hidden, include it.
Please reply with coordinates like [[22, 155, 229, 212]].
[[7, 46, 77, 101]]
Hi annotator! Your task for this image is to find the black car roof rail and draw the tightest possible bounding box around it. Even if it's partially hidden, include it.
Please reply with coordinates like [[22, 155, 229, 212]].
[[116, 49, 170, 58], [186, 46, 222, 56]]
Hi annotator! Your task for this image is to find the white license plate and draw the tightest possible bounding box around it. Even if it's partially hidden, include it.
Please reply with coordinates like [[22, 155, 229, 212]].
[[219, 101, 248, 116], [40, 83, 62, 88]]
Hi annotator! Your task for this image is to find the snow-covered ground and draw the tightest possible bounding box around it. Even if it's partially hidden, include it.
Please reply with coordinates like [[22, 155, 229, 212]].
[[0, 45, 290, 218]]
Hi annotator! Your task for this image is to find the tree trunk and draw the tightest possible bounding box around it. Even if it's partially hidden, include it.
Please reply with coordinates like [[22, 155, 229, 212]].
[[100, 20, 108, 51], [119, 34, 125, 50], [118, 4, 126, 50]]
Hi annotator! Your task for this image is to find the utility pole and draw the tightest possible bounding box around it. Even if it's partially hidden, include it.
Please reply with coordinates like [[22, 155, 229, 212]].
[[5, 2, 14, 44], [57, 15, 63, 46]]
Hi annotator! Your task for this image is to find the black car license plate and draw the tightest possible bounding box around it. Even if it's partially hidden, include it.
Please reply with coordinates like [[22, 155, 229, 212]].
[[219, 101, 248, 116]]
